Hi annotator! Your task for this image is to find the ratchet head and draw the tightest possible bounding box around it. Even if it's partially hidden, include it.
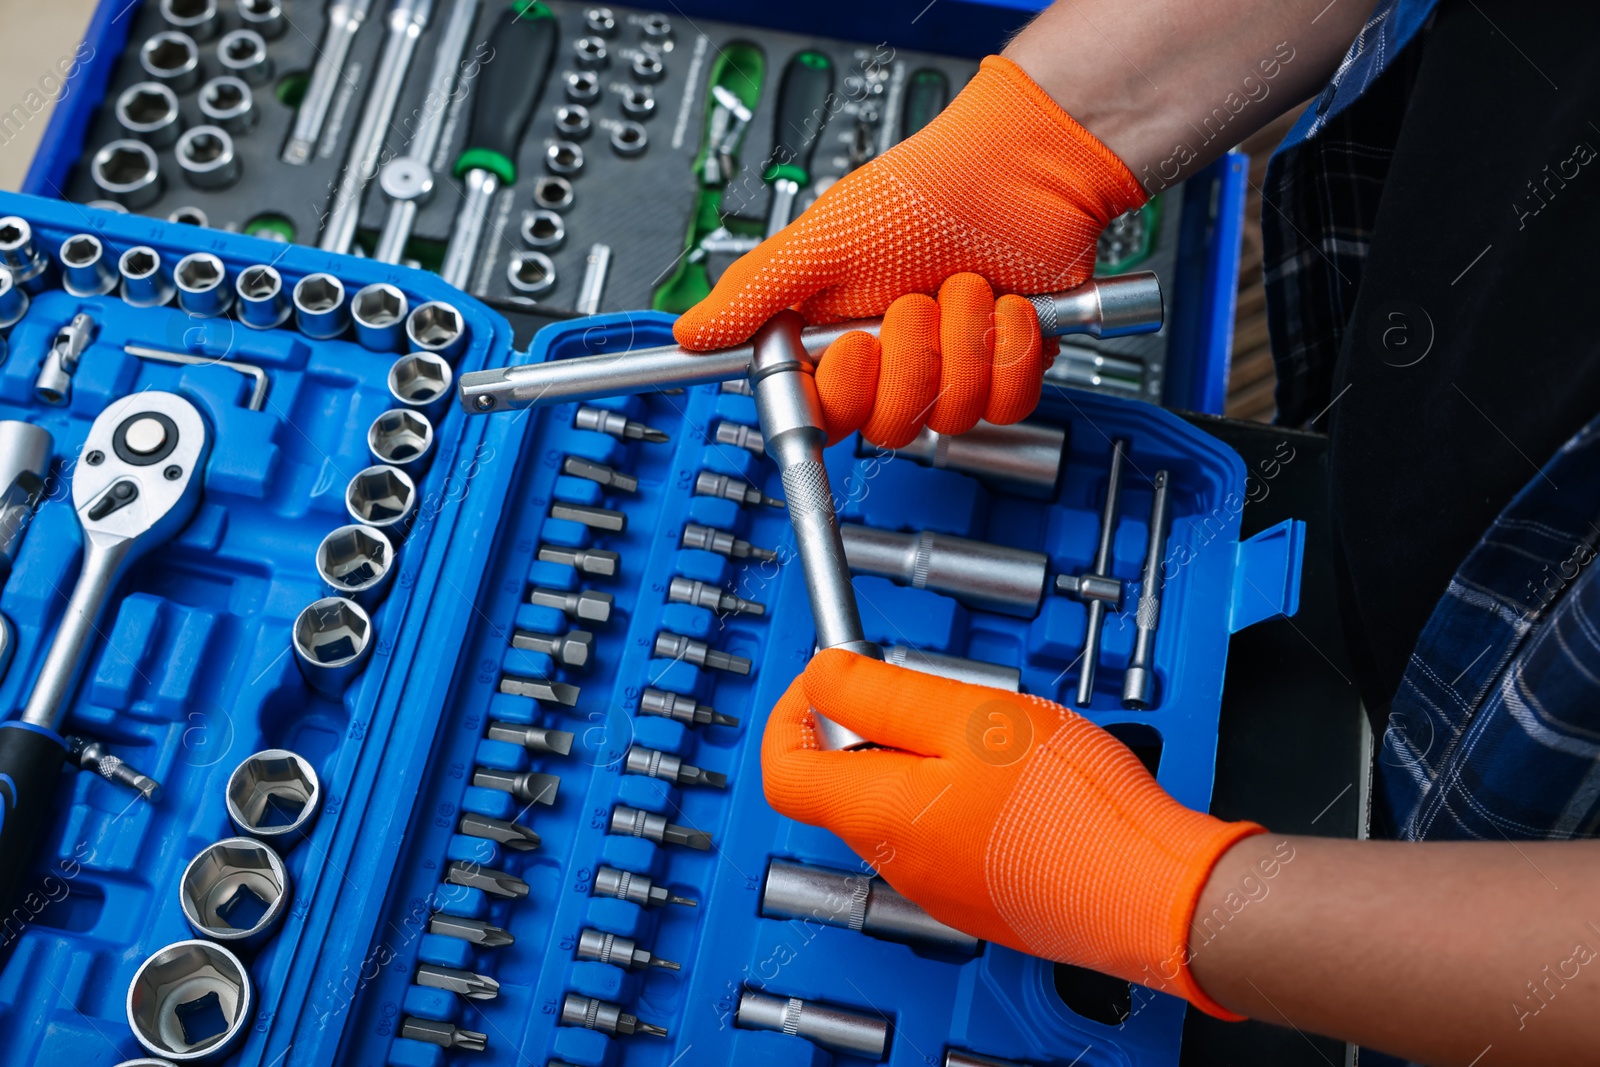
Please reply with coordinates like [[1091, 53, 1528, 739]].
[[73, 391, 209, 558]]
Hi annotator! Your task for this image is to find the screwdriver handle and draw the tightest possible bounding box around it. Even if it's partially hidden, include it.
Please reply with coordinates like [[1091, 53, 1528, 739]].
[[764, 50, 834, 186], [0, 722, 70, 923], [453, 0, 559, 184]]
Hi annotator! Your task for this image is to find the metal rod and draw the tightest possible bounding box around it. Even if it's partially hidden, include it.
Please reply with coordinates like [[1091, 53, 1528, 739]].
[[575, 242, 611, 315], [439, 168, 498, 288], [1076, 439, 1127, 706], [282, 0, 373, 164]]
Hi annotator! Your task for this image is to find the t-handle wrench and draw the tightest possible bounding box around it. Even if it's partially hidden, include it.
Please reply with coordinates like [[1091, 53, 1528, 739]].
[[0, 392, 208, 917]]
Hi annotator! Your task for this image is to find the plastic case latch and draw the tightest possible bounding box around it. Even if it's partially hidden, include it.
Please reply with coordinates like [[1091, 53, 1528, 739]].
[[1228, 518, 1306, 633]]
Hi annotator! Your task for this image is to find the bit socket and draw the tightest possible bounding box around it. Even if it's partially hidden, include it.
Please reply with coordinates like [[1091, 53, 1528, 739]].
[[416, 963, 501, 999], [498, 674, 580, 705], [736, 989, 888, 1059], [562, 455, 637, 493], [667, 576, 765, 617], [561, 993, 668, 1037], [720, 378, 754, 397], [640, 687, 739, 728], [681, 522, 776, 562], [625, 744, 726, 788], [538, 544, 620, 578], [509, 628, 594, 670], [402, 1016, 487, 1051], [695, 470, 780, 508], [714, 420, 764, 455], [487, 720, 575, 756], [762, 858, 979, 953], [459, 811, 541, 851], [576, 927, 679, 970], [474, 767, 561, 806], [429, 912, 514, 948], [529, 585, 613, 623], [610, 804, 712, 850], [593, 865, 696, 907], [575, 405, 668, 443], [445, 860, 529, 900], [550, 502, 626, 532], [654, 631, 751, 675]]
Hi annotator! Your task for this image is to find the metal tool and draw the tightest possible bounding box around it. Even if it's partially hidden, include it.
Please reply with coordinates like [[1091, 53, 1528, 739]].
[[562, 456, 635, 493], [126, 940, 251, 1062], [694, 470, 779, 509], [497, 673, 580, 705], [444, 860, 528, 900], [90, 140, 162, 208], [316, 523, 395, 606], [945, 1049, 1033, 1067], [460, 811, 540, 851], [486, 719, 575, 755], [667, 576, 764, 616], [1050, 357, 1143, 396], [507, 250, 556, 295], [583, 6, 615, 34], [715, 420, 764, 456], [632, 51, 663, 82], [234, 264, 290, 329], [175, 125, 239, 189], [533, 175, 575, 210], [638, 687, 737, 728], [871, 419, 1068, 497], [351, 283, 409, 351], [126, 345, 272, 412], [575, 242, 611, 315], [610, 804, 711, 849], [618, 85, 654, 120], [178, 837, 291, 948], [736, 989, 888, 1059], [575, 927, 679, 971], [199, 75, 256, 131], [762, 859, 979, 953], [429, 912, 514, 947], [528, 585, 612, 623], [67, 736, 162, 800], [368, 409, 434, 475], [161, 0, 219, 38], [283, 0, 374, 164], [174, 252, 233, 317], [168, 205, 209, 226], [34, 311, 95, 407], [402, 1017, 487, 1051], [321, 0, 434, 254], [553, 104, 591, 140], [624, 744, 726, 788], [520, 209, 566, 249], [550, 502, 624, 531], [572, 35, 607, 68], [575, 405, 667, 443], [236, 0, 284, 38], [0, 421, 52, 573], [0, 269, 28, 332], [473, 766, 559, 805], [610, 120, 647, 156], [217, 28, 271, 83], [389, 351, 453, 420], [345, 463, 416, 533], [1123, 469, 1171, 710], [764, 50, 835, 237], [116, 81, 182, 146], [885, 644, 1021, 691], [654, 631, 750, 675], [1056, 438, 1128, 706], [841, 524, 1048, 618], [536, 544, 618, 577], [140, 31, 201, 92], [681, 522, 775, 562], [293, 596, 374, 696], [225, 748, 321, 843], [0, 217, 50, 292], [561, 994, 668, 1037], [406, 301, 467, 361], [509, 628, 593, 670], [546, 139, 585, 175], [593, 865, 695, 907], [417, 962, 501, 998], [118, 246, 173, 307], [439, 1, 559, 288], [294, 273, 348, 339]]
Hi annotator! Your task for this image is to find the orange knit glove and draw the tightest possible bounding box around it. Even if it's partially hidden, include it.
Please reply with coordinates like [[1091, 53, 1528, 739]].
[[763, 650, 1264, 1018]]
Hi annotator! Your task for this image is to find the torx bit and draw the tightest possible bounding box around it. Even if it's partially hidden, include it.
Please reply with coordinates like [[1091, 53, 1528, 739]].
[[417, 963, 501, 1000], [538, 544, 620, 577], [720, 378, 753, 397], [474, 767, 561, 806], [561, 993, 669, 1037], [486, 720, 575, 756], [576, 927, 680, 971], [445, 860, 530, 900], [593, 865, 697, 907], [429, 912, 515, 948], [498, 674, 581, 706], [625, 744, 727, 788], [654, 631, 752, 675], [694, 470, 781, 508], [529, 585, 613, 624], [459, 811, 541, 851], [610, 804, 713, 850], [640, 687, 740, 728], [550, 501, 627, 532], [509, 628, 594, 670], [681, 522, 777, 563], [402, 1016, 488, 1051], [667, 575, 766, 617], [574, 404, 669, 443], [714, 420, 765, 456], [562, 455, 638, 493]]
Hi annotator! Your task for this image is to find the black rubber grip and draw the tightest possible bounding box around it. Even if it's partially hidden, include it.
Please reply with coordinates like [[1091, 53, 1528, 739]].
[[0, 722, 69, 924], [457, 0, 560, 183], [900, 67, 950, 141], [765, 50, 834, 185]]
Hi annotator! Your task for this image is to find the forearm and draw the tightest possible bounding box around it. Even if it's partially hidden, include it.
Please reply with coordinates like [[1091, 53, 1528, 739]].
[[1003, 0, 1376, 192], [1190, 834, 1600, 1065]]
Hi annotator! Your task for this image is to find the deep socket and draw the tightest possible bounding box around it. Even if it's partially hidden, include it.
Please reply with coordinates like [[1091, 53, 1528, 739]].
[[762, 858, 979, 952], [885, 644, 1021, 691], [234, 264, 289, 328], [736, 989, 889, 1059], [293, 273, 348, 339], [350, 282, 408, 351], [840, 524, 1048, 617], [115, 81, 182, 146], [58, 234, 116, 297], [876, 419, 1067, 497], [174, 252, 233, 317]]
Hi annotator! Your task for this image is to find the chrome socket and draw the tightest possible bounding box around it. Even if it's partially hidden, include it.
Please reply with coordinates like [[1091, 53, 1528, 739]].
[[126, 940, 252, 1062], [762, 858, 980, 952], [174, 252, 233, 317], [620, 85, 655, 119], [350, 282, 408, 351], [234, 263, 290, 328], [217, 28, 272, 84], [315, 523, 396, 606], [140, 31, 200, 92], [520, 210, 566, 251], [167, 205, 209, 226], [58, 234, 116, 297], [611, 121, 648, 157], [226, 748, 322, 843], [345, 463, 417, 532], [387, 351, 453, 421], [293, 273, 348, 339], [507, 250, 556, 295], [573, 35, 608, 69], [367, 408, 434, 475], [641, 13, 672, 41], [199, 76, 255, 132], [631, 52, 664, 82], [532, 175, 574, 212], [565, 69, 600, 104], [736, 989, 888, 1060], [0, 270, 29, 332], [119, 246, 174, 308], [91, 140, 163, 208], [546, 140, 584, 176], [583, 6, 616, 35], [292, 596, 374, 697], [176, 125, 239, 189], [405, 301, 466, 361], [0, 218, 50, 293], [554, 104, 591, 141], [160, 0, 219, 40], [115, 81, 182, 146], [86, 200, 129, 214], [179, 837, 290, 948], [235, 0, 284, 38]]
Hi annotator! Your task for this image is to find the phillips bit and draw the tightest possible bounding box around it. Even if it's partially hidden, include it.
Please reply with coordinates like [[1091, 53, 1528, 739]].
[[720, 378, 753, 397], [625, 744, 727, 788], [446, 860, 530, 899], [561, 455, 638, 493], [550, 502, 627, 532], [487, 720, 575, 756], [538, 544, 620, 577], [474, 767, 561, 806], [417, 963, 501, 1000], [576, 927, 680, 971], [610, 804, 712, 850], [459, 811, 541, 851], [694, 470, 781, 509], [509, 629, 594, 670], [654, 631, 751, 675], [640, 687, 740, 728], [529, 585, 613, 623], [574, 404, 669, 443], [67, 737, 161, 801], [401, 1016, 488, 1051], [498, 674, 581, 705], [561, 993, 669, 1037], [429, 912, 515, 948], [681, 522, 777, 563], [593, 865, 697, 907], [714, 420, 764, 456], [667, 575, 766, 617]]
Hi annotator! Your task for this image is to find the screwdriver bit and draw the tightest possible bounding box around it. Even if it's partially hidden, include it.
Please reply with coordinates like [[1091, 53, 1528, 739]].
[[538, 544, 620, 577], [561, 993, 669, 1037], [498, 674, 581, 705], [562, 455, 638, 493], [550, 502, 627, 532], [529, 585, 613, 624], [575, 404, 669, 443], [429, 912, 515, 948], [667, 575, 766, 617], [625, 744, 727, 788], [474, 767, 561, 806], [68, 737, 161, 801], [639, 687, 740, 728], [681, 522, 777, 563], [402, 1016, 488, 1050], [695, 470, 781, 508], [654, 631, 752, 675], [487, 720, 575, 756], [509, 628, 594, 670], [611, 804, 713, 850], [714, 420, 765, 456], [417, 963, 501, 1000], [459, 811, 541, 851], [720, 378, 753, 397], [446, 860, 530, 899], [576, 927, 680, 971], [593, 865, 697, 907]]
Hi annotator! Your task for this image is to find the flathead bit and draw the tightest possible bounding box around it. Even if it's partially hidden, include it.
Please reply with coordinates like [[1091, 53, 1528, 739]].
[[576, 927, 680, 971], [561, 993, 670, 1037], [487, 720, 575, 756], [528, 585, 613, 624], [654, 630, 752, 675], [610, 804, 713, 850], [562, 455, 638, 493], [474, 767, 561, 806], [538, 544, 620, 577], [459, 811, 541, 851], [445, 860, 530, 899], [714, 420, 765, 456], [681, 522, 777, 563], [720, 378, 753, 397], [67, 737, 161, 801], [694, 470, 781, 509], [402, 1016, 488, 1050], [625, 744, 727, 788], [550, 502, 627, 532], [417, 963, 501, 1000], [429, 912, 515, 948], [593, 865, 698, 907], [498, 674, 581, 706], [639, 687, 740, 728], [510, 628, 595, 670], [575, 405, 670, 444], [667, 575, 766, 617]]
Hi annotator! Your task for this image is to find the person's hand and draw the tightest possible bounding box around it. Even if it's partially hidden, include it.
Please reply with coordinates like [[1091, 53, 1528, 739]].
[[762, 649, 1263, 1017], [674, 55, 1146, 446]]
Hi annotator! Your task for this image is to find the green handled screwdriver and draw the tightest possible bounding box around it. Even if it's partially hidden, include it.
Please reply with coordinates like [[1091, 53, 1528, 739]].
[[763, 49, 835, 238], [439, 0, 559, 289]]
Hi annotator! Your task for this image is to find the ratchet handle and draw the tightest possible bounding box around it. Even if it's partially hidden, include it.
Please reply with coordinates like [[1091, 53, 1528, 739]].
[[455, 0, 559, 184], [0, 722, 70, 920], [765, 50, 834, 186]]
